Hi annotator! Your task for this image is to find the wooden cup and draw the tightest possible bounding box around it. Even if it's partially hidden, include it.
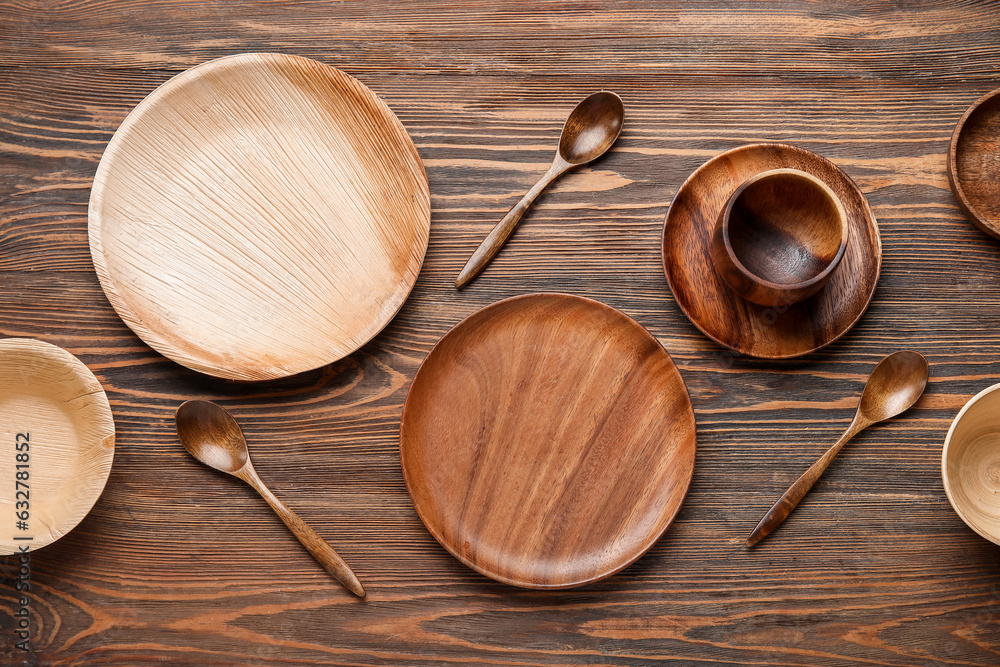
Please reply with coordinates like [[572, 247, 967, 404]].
[[711, 168, 849, 307], [942, 383, 1000, 546]]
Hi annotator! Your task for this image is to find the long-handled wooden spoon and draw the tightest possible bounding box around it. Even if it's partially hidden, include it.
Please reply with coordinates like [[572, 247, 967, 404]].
[[746, 351, 929, 547], [455, 91, 624, 288], [175, 400, 365, 597]]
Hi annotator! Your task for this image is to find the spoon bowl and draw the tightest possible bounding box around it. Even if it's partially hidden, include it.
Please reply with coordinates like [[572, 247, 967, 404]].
[[558, 92, 625, 164], [857, 350, 931, 423], [175, 400, 365, 597], [456, 91, 624, 288], [176, 400, 248, 473]]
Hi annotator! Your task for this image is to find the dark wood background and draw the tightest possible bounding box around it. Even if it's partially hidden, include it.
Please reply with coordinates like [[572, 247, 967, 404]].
[[2, 1, 1000, 665]]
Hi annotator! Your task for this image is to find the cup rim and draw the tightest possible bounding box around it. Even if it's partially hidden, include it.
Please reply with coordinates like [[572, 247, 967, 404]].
[[941, 381, 1000, 546], [718, 167, 850, 295]]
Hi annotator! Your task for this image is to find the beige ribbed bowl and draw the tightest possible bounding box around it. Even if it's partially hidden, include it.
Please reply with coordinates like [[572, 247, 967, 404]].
[[89, 53, 430, 381], [0, 338, 115, 554], [942, 383, 1000, 545]]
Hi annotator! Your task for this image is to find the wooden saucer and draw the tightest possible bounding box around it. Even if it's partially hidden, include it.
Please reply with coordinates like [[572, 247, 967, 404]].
[[662, 143, 881, 359], [948, 87, 1000, 239], [399, 293, 696, 589], [0, 339, 115, 555], [89, 53, 430, 381]]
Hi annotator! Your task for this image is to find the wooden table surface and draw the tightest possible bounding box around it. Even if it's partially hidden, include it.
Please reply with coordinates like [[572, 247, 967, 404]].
[[2, 1, 1000, 665]]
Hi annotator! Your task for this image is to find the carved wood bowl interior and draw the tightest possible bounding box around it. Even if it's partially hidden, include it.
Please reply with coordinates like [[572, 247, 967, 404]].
[[88, 53, 431, 381], [712, 168, 848, 306], [0, 338, 115, 555], [942, 383, 1000, 546], [399, 293, 696, 589], [948, 87, 1000, 239]]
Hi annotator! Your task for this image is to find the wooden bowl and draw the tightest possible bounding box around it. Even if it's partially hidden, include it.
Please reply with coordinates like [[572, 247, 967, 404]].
[[0, 339, 115, 555], [948, 87, 1000, 239], [662, 143, 882, 359], [942, 383, 1000, 546], [89, 53, 430, 381], [400, 294, 696, 589], [711, 168, 848, 307]]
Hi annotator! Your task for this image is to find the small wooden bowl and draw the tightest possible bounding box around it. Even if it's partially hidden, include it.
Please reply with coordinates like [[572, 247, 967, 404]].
[[711, 168, 848, 307], [948, 87, 1000, 239], [942, 383, 1000, 546], [0, 339, 115, 555]]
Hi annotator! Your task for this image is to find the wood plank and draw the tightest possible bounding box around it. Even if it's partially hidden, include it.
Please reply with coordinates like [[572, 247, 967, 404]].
[[2, 1, 1000, 665]]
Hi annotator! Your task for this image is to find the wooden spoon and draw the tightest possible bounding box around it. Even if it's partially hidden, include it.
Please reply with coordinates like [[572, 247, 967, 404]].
[[455, 91, 624, 288], [746, 351, 929, 547], [175, 400, 365, 597]]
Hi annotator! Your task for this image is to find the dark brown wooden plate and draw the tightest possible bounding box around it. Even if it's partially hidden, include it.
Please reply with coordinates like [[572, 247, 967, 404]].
[[399, 293, 696, 589], [948, 87, 1000, 240], [662, 143, 881, 359]]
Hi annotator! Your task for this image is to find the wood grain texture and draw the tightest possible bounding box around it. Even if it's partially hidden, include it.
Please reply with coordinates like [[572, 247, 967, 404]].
[[665, 143, 882, 358], [400, 293, 695, 589], [89, 53, 431, 381], [0, 338, 114, 554], [2, 0, 1000, 665]]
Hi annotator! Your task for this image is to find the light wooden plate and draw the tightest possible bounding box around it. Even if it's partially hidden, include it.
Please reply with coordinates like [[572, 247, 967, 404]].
[[0, 338, 115, 555], [400, 293, 697, 589], [662, 143, 881, 359], [89, 53, 430, 381]]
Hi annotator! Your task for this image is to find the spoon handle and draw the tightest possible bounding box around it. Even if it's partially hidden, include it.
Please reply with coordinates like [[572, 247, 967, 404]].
[[456, 159, 568, 288], [242, 471, 366, 597], [746, 417, 870, 547]]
